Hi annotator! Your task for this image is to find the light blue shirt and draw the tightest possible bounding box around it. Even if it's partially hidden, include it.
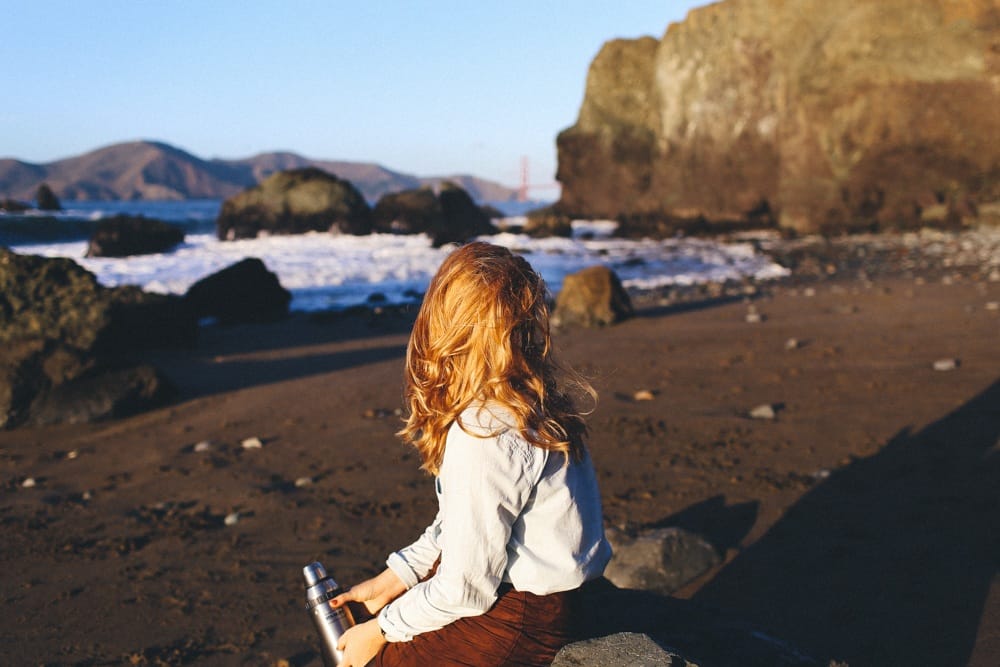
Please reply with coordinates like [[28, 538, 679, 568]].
[[378, 403, 612, 642]]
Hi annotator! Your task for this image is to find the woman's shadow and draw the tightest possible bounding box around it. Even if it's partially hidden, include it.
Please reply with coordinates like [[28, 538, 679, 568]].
[[689, 378, 1000, 666]]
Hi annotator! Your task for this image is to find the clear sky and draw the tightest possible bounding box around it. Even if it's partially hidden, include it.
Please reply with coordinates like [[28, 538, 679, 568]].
[[1, 1, 708, 190]]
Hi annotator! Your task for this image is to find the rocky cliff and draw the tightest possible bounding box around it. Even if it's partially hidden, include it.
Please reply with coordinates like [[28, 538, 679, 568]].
[[557, 0, 1000, 234]]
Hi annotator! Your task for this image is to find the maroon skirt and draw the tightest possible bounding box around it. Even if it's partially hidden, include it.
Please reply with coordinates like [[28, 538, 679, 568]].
[[372, 582, 590, 667]]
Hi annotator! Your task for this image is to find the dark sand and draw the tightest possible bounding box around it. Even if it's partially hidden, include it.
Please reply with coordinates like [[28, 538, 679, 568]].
[[1, 234, 998, 666]]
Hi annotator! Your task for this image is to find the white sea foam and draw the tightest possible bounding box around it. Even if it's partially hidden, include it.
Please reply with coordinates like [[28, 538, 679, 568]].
[[10, 222, 789, 311]]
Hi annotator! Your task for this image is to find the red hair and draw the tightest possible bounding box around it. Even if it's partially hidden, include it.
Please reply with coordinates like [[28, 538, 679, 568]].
[[398, 242, 593, 474]]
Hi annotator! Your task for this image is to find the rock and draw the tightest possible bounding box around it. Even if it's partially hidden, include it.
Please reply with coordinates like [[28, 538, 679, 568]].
[[556, 0, 1000, 235], [241, 437, 263, 450], [634, 389, 656, 401], [433, 182, 498, 247], [216, 167, 372, 240], [784, 338, 801, 350], [0, 198, 30, 213], [21, 477, 37, 489], [371, 187, 444, 235], [604, 527, 722, 596], [34, 183, 62, 211], [371, 183, 497, 246], [224, 511, 240, 526], [553, 632, 695, 666], [85, 215, 185, 257], [0, 249, 195, 429], [192, 440, 213, 453], [749, 404, 778, 420], [932, 358, 959, 371], [553, 266, 634, 328], [523, 206, 574, 238], [0, 249, 196, 355], [27, 364, 176, 426], [184, 258, 291, 324], [560, 578, 822, 666], [35, 183, 62, 211]]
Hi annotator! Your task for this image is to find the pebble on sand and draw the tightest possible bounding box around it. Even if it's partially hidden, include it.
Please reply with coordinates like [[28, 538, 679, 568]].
[[193, 440, 213, 453], [294, 477, 313, 488], [932, 358, 960, 371], [633, 389, 655, 401], [224, 512, 240, 526], [21, 477, 37, 488], [749, 404, 778, 420], [241, 437, 264, 450], [784, 338, 801, 350], [985, 301, 999, 311]]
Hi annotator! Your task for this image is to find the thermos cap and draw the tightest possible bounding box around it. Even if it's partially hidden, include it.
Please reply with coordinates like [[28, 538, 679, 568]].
[[303, 561, 333, 588]]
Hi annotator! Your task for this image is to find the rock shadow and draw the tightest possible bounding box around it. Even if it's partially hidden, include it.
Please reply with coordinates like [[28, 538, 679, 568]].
[[634, 295, 745, 320], [651, 494, 759, 554], [692, 379, 1000, 665], [157, 344, 408, 400]]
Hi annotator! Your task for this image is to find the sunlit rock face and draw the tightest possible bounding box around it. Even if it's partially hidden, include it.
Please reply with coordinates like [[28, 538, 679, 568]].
[[556, 0, 1000, 234]]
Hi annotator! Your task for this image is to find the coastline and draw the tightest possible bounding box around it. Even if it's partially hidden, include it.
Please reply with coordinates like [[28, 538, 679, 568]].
[[1, 229, 998, 666]]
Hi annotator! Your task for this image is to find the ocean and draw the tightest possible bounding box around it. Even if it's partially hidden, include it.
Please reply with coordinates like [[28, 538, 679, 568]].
[[2, 200, 789, 312]]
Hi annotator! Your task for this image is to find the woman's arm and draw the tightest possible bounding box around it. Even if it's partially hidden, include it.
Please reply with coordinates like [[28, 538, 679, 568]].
[[378, 425, 544, 641]]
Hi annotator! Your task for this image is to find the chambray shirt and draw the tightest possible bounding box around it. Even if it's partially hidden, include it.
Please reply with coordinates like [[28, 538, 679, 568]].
[[377, 403, 612, 642]]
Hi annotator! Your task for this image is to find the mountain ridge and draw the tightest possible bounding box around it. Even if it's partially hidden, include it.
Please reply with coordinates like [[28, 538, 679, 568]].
[[0, 140, 518, 204]]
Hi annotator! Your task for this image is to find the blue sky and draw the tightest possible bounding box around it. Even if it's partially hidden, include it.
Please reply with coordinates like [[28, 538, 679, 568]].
[[2, 1, 707, 190]]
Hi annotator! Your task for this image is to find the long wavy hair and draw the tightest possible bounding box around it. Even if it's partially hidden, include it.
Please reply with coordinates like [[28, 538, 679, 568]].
[[398, 242, 594, 475]]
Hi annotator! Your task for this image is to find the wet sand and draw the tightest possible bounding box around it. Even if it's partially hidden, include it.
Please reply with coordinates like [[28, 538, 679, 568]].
[[1, 235, 998, 666]]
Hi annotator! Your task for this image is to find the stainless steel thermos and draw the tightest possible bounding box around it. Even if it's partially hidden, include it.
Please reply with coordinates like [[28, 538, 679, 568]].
[[303, 561, 356, 666]]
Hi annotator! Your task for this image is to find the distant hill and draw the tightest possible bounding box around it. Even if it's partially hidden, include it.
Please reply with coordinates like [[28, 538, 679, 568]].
[[0, 140, 519, 203]]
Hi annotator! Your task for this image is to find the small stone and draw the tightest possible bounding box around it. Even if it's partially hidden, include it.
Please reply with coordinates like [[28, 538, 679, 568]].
[[21, 477, 36, 488], [745, 311, 763, 324], [82, 490, 93, 501], [66, 449, 79, 460], [985, 301, 999, 311], [813, 468, 832, 480], [241, 437, 263, 450], [989, 269, 1000, 282], [224, 512, 240, 526], [633, 389, 655, 401], [294, 476, 313, 488], [193, 440, 212, 453], [784, 338, 800, 350], [933, 358, 959, 371], [803, 287, 816, 297], [749, 404, 777, 420]]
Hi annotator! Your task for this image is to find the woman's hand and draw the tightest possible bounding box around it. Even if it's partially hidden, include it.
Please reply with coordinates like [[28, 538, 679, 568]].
[[331, 567, 406, 615], [337, 618, 386, 667]]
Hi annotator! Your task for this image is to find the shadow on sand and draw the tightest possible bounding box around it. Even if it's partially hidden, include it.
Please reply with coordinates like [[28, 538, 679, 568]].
[[689, 379, 1000, 665]]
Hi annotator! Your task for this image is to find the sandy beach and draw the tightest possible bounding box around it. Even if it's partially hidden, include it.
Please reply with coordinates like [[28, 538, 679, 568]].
[[1, 232, 998, 666]]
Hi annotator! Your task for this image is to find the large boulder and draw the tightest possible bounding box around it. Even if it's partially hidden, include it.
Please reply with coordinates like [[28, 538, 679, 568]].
[[0, 248, 196, 429], [85, 215, 185, 257], [434, 182, 498, 246], [184, 258, 291, 324], [216, 167, 372, 240], [372, 187, 445, 235], [552, 266, 634, 328], [556, 0, 1000, 234], [371, 183, 498, 246]]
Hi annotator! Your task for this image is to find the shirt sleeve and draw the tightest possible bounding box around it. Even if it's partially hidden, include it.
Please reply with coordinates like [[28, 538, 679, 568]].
[[378, 422, 544, 642], [387, 501, 443, 589]]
